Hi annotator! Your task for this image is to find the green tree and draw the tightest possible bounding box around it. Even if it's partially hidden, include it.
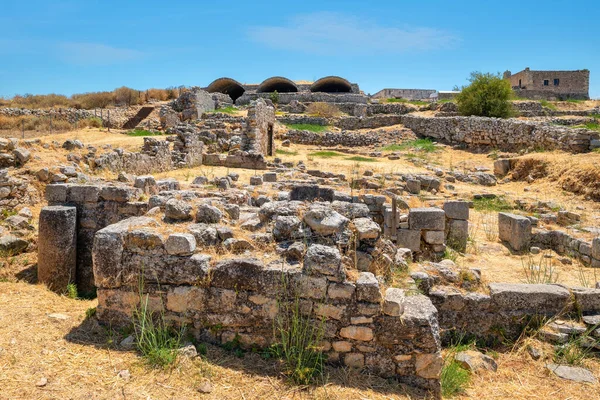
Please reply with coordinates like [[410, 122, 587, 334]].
[[456, 72, 514, 118]]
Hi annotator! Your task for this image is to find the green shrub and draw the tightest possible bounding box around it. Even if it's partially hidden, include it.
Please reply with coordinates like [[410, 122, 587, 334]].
[[456, 72, 515, 118], [270, 90, 279, 104], [66, 283, 78, 299]]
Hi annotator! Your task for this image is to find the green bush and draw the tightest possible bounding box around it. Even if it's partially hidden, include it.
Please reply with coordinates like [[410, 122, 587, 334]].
[[456, 72, 515, 118], [270, 90, 279, 104]]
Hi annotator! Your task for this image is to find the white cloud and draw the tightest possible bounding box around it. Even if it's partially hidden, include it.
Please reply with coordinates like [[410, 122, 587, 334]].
[[57, 42, 144, 65], [248, 12, 459, 55]]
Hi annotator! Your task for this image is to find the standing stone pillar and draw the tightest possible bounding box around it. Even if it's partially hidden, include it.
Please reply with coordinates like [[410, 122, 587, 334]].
[[38, 206, 77, 293]]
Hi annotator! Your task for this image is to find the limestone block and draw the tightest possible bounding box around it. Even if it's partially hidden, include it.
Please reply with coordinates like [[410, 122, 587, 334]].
[[165, 233, 196, 256], [304, 244, 343, 278], [356, 272, 382, 303], [489, 283, 571, 314], [423, 230, 445, 245], [38, 206, 77, 293], [303, 205, 349, 236], [45, 184, 68, 203], [196, 204, 222, 224], [397, 229, 421, 252], [328, 282, 356, 299], [353, 217, 381, 240], [383, 288, 405, 316], [340, 326, 374, 342], [250, 175, 263, 185], [498, 212, 531, 252], [493, 159, 511, 176], [263, 172, 277, 182], [443, 201, 470, 220], [409, 208, 445, 231], [447, 219, 468, 252]]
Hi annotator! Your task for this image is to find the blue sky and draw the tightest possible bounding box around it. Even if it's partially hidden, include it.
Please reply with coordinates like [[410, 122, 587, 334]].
[[1, 0, 599, 98]]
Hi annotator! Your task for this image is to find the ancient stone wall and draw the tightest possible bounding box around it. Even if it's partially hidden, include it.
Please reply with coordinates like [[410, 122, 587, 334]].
[[93, 216, 442, 395], [236, 92, 368, 106], [284, 129, 407, 147], [402, 115, 599, 153], [0, 107, 96, 123], [44, 183, 148, 296], [371, 89, 436, 100], [429, 283, 600, 342], [336, 115, 403, 130], [91, 131, 204, 174]]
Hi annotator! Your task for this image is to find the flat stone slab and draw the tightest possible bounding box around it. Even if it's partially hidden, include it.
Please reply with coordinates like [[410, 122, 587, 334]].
[[489, 283, 571, 313], [546, 364, 597, 384]]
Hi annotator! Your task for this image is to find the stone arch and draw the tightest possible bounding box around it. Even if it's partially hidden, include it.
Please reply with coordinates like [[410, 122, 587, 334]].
[[206, 77, 246, 102], [257, 76, 298, 93], [310, 76, 352, 93]]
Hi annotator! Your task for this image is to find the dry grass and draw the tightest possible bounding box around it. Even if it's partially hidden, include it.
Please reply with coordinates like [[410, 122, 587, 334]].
[[0, 281, 429, 400]]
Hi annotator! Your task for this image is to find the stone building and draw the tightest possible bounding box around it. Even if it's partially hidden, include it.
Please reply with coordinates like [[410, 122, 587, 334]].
[[504, 68, 590, 100], [205, 76, 366, 105]]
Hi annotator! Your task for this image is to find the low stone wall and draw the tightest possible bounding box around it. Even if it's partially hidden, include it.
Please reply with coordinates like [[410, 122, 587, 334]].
[[532, 230, 600, 267], [0, 107, 96, 123], [336, 115, 403, 130], [512, 88, 589, 101], [237, 92, 368, 106], [44, 183, 148, 295], [277, 115, 329, 126], [93, 217, 442, 396], [429, 283, 600, 343], [366, 103, 418, 116], [402, 115, 599, 153]]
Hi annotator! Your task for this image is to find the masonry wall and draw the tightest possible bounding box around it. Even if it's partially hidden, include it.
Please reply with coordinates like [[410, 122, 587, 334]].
[[429, 283, 600, 343], [44, 184, 148, 296], [402, 115, 599, 153], [92, 216, 443, 396], [508, 69, 590, 100], [236, 92, 368, 106], [371, 89, 436, 100]]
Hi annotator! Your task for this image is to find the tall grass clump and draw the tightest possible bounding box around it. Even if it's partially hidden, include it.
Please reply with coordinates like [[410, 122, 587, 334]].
[[441, 359, 471, 397], [521, 252, 559, 284], [272, 296, 325, 385], [133, 279, 182, 367], [441, 337, 473, 397]]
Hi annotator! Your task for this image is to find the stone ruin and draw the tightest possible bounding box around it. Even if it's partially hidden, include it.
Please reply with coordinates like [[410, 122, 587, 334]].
[[91, 98, 275, 173], [35, 169, 600, 397]]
